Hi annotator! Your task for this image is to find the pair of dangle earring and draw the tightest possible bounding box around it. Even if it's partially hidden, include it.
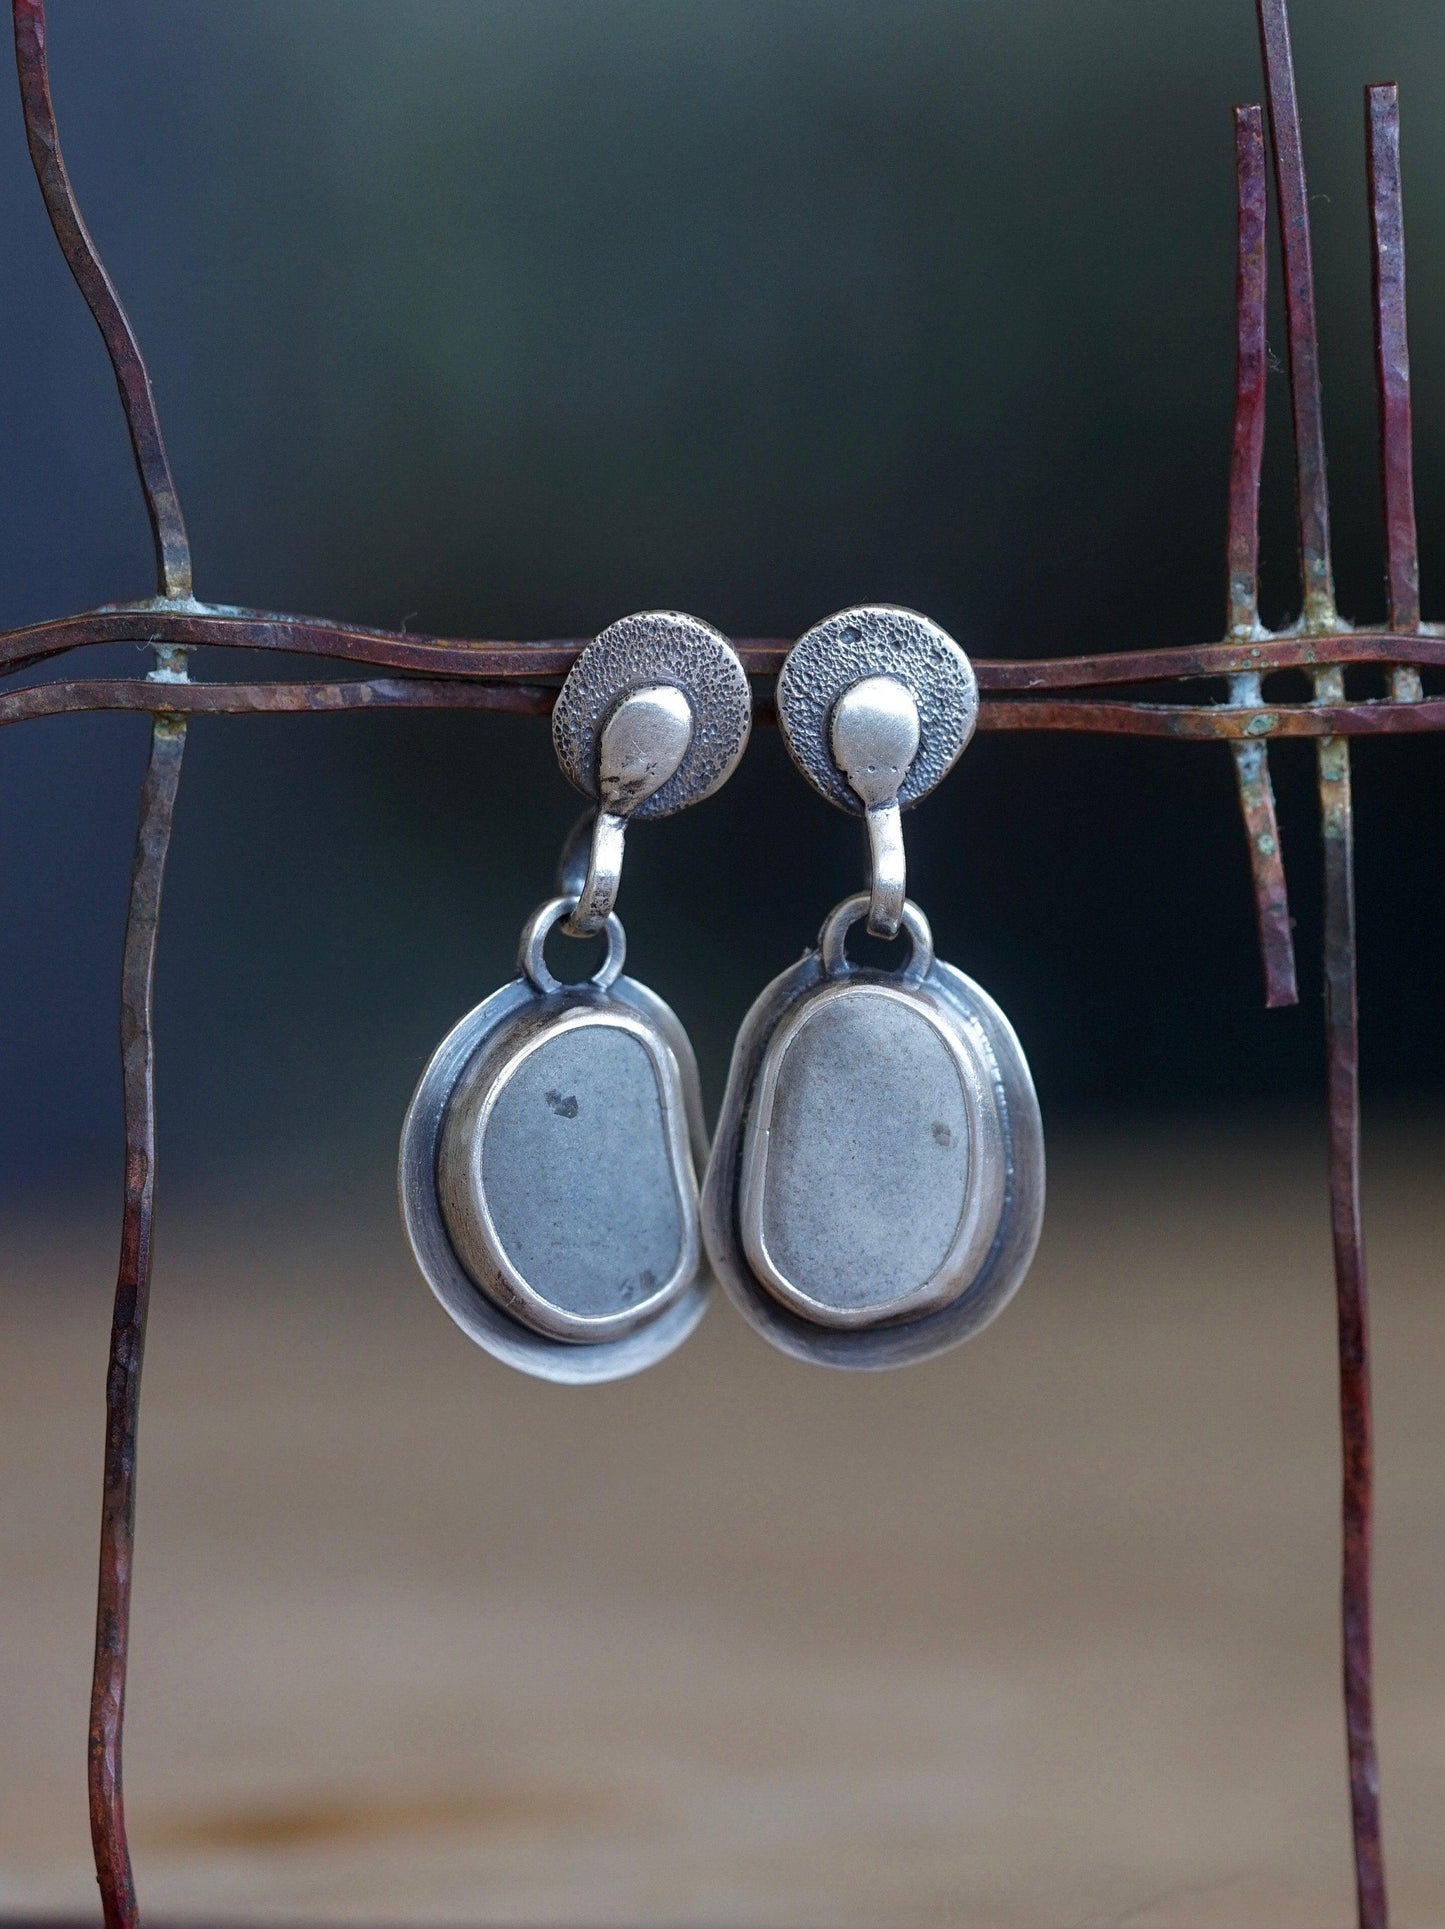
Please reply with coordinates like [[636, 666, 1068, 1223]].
[[400, 604, 1043, 1380]]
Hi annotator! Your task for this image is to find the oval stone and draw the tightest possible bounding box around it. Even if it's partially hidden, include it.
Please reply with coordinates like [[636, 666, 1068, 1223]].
[[744, 985, 983, 1323], [439, 1015, 693, 1339]]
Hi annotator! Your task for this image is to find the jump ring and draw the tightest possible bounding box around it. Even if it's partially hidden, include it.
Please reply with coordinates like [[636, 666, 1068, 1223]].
[[517, 895, 627, 994], [818, 892, 933, 986]]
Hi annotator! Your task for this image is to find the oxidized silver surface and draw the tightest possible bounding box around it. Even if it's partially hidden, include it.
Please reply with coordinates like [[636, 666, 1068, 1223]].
[[562, 683, 693, 936], [827, 672, 922, 937], [552, 610, 751, 821], [775, 605, 978, 815], [702, 895, 1043, 1369], [401, 897, 709, 1384]]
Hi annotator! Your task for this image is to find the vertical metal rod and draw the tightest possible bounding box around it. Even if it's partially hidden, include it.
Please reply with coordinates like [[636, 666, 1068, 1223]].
[[11, 0, 192, 600], [1317, 717, 1387, 1929], [1256, 5, 1386, 1924], [1366, 83, 1423, 701], [1227, 102, 1298, 1009], [1256, 0, 1335, 630], [1227, 105, 1269, 639], [90, 714, 186, 1929]]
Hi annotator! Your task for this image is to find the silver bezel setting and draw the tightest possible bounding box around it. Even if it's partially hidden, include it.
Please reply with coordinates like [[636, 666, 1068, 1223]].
[[401, 970, 710, 1385], [702, 895, 1044, 1370], [738, 979, 1006, 1330], [439, 1002, 701, 1344]]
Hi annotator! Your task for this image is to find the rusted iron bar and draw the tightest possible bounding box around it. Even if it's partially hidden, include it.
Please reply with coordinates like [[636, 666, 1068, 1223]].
[[1257, 0, 1335, 629], [0, 676, 558, 726], [12, 5, 198, 1919], [976, 695, 1445, 738], [9, 9, 200, 1917], [1231, 740, 1296, 1002], [0, 610, 781, 682], [1367, 83, 1424, 703], [1227, 102, 1298, 1008], [90, 713, 185, 1929], [6, 606, 1445, 689], [1227, 106, 1270, 640], [8, 674, 1445, 739], [1258, 3, 1386, 1923], [11, 0, 191, 600], [1319, 710, 1388, 1929]]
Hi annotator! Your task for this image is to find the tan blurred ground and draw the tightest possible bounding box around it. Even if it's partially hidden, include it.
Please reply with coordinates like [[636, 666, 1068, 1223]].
[[2, 1119, 1443, 1928]]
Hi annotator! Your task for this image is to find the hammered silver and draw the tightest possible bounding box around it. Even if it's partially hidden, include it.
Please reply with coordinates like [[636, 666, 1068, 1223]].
[[552, 611, 752, 821], [776, 605, 978, 814]]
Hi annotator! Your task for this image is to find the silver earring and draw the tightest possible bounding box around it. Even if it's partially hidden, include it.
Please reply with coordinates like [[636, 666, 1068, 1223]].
[[702, 604, 1043, 1369], [400, 611, 750, 1383]]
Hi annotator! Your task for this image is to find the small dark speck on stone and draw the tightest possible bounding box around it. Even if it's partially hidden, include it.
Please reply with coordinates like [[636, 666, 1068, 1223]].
[[932, 1121, 954, 1148], [545, 1089, 579, 1118]]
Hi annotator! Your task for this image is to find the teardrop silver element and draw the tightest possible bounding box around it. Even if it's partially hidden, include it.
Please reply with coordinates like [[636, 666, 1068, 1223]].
[[564, 684, 695, 936], [829, 673, 921, 937]]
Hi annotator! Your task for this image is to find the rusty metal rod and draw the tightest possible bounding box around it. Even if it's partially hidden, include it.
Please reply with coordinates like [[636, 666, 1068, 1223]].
[[1258, 2, 1386, 1922], [6, 607, 1445, 688], [1319, 713, 1388, 1929], [1227, 105, 1270, 641], [1227, 102, 1298, 1008], [0, 676, 558, 725], [8, 7, 196, 1915], [11, 1, 191, 600], [90, 713, 186, 1929], [1367, 84, 1424, 702], [1230, 737, 1297, 1001], [1257, 0, 1335, 630], [9, 673, 1445, 739]]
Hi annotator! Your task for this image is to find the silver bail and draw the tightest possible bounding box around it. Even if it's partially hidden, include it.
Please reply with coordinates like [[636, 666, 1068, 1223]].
[[551, 609, 753, 934], [830, 675, 921, 938], [563, 684, 693, 936], [773, 605, 979, 940]]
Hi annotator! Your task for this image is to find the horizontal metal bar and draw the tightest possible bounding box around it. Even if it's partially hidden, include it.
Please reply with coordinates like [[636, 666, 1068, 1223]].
[[979, 696, 1445, 738], [3, 606, 1445, 693], [8, 674, 1445, 740], [0, 677, 556, 725]]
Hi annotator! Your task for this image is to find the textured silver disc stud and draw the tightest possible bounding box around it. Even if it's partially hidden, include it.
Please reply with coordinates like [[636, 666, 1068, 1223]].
[[775, 604, 977, 937], [552, 610, 752, 935]]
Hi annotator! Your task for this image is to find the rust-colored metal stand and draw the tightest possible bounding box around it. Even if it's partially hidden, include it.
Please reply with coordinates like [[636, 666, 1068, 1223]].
[[2, 2, 1430, 1925]]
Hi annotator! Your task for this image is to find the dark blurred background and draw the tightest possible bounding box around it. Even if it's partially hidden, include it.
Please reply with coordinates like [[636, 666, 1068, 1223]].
[[3, 0, 1445, 1208]]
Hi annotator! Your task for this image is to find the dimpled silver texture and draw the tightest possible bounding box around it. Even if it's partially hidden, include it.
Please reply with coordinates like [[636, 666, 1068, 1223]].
[[776, 605, 979, 814], [552, 611, 752, 821]]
